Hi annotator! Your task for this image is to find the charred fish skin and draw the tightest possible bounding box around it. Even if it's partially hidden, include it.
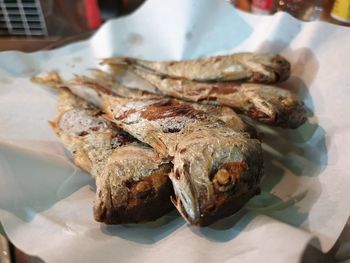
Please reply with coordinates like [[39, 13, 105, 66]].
[[129, 68, 306, 129], [101, 95, 263, 226], [102, 52, 290, 83], [51, 89, 174, 224]]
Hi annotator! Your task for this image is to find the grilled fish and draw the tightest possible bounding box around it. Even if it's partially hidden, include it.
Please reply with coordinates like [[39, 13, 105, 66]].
[[50, 89, 173, 224], [126, 68, 307, 129], [101, 95, 263, 226], [102, 52, 291, 83]]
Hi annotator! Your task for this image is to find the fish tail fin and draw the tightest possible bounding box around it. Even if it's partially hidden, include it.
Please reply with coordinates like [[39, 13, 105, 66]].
[[101, 57, 135, 66], [101, 57, 138, 76], [30, 71, 63, 89], [48, 120, 61, 136]]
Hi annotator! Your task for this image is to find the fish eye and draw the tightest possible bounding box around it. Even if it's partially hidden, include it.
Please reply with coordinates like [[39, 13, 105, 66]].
[[275, 58, 286, 65]]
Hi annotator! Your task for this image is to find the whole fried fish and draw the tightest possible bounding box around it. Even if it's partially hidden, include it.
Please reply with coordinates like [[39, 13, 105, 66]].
[[34, 72, 263, 226], [102, 52, 291, 83], [32, 71, 256, 137], [101, 95, 263, 226], [50, 89, 173, 224], [127, 68, 307, 129], [68, 72, 257, 137]]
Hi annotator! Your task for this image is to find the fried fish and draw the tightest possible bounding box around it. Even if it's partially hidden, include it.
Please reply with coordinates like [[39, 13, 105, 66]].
[[68, 72, 257, 136], [35, 72, 263, 226], [126, 68, 307, 128], [101, 95, 263, 226], [50, 89, 173, 224], [102, 52, 290, 83]]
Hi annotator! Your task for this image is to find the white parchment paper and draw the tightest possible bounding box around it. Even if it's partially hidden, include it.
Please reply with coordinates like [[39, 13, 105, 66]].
[[0, 0, 349, 262]]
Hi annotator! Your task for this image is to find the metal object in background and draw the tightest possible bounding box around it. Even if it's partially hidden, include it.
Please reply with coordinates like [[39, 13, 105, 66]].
[[0, 0, 47, 36]]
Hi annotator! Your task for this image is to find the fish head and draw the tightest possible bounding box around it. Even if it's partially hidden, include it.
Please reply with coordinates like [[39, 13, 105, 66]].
[[243, 54, 291, 83], [170, 129, 263, 226], [243, 84, 307, 128], [94, 146, 174, 224]]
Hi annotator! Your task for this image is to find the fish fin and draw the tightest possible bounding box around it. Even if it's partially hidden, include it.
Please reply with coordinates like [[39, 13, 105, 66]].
[[48, 120, 61, 137], [170, 196, 191, 224], [101, 113, 114, 122], [100, 57, 131, 65], [88, 68, 114, 80], [31, 71, 63, 89], [108, 64, 129, 77], [48, 120, 57, 129]]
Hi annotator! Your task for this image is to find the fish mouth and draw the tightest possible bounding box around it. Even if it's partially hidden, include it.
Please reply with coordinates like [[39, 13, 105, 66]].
[[93, 164, 174, 224], [172, 161, 262, 227], [198, 159, 263, 226], [274, 102, 307, 129], [247, 101, 307, 129], [248, 54, 291, 83], [94, 182, 174, 224]]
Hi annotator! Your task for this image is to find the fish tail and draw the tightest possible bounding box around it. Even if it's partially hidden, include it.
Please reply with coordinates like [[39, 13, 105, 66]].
[[30, 71, 63, 89], [101, 57, 136, 66], [108, 63, 129, 77]]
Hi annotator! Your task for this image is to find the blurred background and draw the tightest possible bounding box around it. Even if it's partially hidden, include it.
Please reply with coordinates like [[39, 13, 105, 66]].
[[0, 0, 146, 51], [0, 0, 349, 52]]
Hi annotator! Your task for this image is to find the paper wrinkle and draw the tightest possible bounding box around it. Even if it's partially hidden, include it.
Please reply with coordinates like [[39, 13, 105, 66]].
[[90, 0, 251, 60], [0, 0, 350, 262]]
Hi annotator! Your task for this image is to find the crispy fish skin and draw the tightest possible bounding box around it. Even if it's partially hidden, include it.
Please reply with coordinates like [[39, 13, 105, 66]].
[[102, 52, 290, 83], [65, 73, 257, 136], [130, 69, 307, 128], [51, 89, 173, 224], [35, 72, 262, 226], [102, 95, 263, 226], [33, 71, 256, 136]]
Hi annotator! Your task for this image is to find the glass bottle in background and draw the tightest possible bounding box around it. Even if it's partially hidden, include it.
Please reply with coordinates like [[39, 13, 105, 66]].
[[326, 0, 350, 25], [251, 0, 274, 14], [233, 0, 324, 20], [231, 0, 350, 26], [229, 0, 252, 12], [274, 0, 324, 21]]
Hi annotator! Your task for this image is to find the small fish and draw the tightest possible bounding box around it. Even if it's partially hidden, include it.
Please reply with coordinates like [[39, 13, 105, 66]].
[[50, 89, 173, 224], [35, 71, 256, 136], [128, 68, 307, 129], [70, 73, 257, 137], [102, 52, 291, 83], [34, 72, 263, 226]]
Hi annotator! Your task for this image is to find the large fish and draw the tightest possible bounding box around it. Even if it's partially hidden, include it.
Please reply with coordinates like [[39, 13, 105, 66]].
[[102, 52, 291, 83], [126, 68, 307, 129], [50, 88, 173, 224]]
